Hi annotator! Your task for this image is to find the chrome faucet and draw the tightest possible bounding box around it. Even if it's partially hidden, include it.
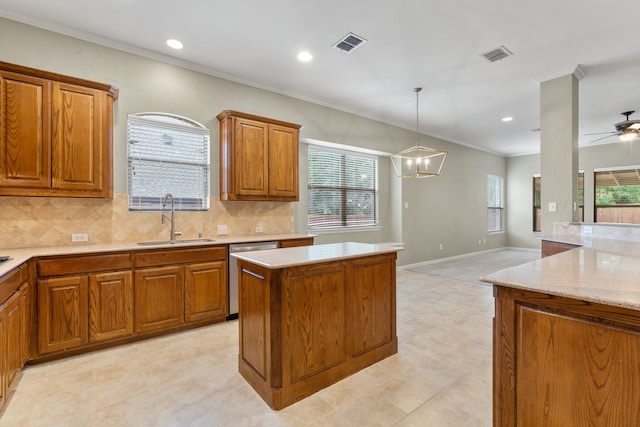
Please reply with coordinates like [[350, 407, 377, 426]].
[[161, 193, 181, 241]]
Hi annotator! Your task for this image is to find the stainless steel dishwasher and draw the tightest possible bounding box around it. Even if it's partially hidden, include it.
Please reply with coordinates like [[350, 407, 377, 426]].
[[228, 241, 278, 320]]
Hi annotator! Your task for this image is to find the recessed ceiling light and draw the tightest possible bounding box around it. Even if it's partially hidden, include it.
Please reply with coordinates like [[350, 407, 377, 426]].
[[501, 116, 513, 122], [297, 52, 313, 62], [166, 39, 183, 50]]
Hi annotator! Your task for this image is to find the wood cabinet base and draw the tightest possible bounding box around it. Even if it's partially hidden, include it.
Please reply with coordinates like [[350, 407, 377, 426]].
[[494, 285, 640, 426], [238, 253, 398, 410]]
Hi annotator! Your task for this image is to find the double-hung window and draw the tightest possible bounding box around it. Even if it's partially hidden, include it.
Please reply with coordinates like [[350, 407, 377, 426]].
[[307, 145, 378, 230], [127, 113, 210, 211], [488, 174, 504, 232]]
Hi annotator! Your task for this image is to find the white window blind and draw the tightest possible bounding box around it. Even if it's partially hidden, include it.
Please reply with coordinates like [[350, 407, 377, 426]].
[[127, 113, 210, 211], [488, 174, 504, 232], [308, 146, 377, 229]]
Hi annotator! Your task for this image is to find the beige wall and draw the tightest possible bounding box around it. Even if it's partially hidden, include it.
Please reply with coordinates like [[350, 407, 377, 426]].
[[507, 142, 640, 248], [0, 17, 507, 265]]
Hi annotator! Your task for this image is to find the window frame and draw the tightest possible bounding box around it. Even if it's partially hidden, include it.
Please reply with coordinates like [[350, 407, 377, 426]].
[[307, 144, 379, 232], [127, 112, 210, 212], [594, 166, 640, 224], [488, 174, 504, 233]]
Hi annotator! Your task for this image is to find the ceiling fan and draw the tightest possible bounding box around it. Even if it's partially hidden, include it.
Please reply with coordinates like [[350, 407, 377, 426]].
[[587, 111, 640, 143]]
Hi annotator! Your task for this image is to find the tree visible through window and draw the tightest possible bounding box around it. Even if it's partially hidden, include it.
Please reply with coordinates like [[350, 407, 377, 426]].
[[127, 113, 210, 211], [595, 168, 640, 224], [307, 146, 377, 229]]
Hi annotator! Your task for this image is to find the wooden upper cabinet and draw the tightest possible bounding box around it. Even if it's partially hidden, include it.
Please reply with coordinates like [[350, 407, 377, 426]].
[[218, 110, 300, 201], [52, 82, 109, 195], [0, 71, 51, 189], [0, 61, 117, 198]]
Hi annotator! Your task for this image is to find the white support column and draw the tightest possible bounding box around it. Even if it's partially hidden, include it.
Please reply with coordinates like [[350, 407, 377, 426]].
[[539, 67, 584, 235]]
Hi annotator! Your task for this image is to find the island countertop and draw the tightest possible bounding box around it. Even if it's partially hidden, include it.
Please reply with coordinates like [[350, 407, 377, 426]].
[[481, 243, 640, 312], [231, 241, 404, 269]]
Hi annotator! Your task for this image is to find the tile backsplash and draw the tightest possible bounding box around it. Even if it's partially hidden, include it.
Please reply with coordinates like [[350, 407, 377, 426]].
[[0, 194, 293, 249]]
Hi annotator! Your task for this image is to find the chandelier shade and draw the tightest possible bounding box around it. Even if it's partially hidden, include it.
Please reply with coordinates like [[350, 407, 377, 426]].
[[391, 88, 447, 178]]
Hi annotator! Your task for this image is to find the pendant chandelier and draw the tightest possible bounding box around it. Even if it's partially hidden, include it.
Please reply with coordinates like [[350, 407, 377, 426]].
[[391, 88, 447, 178]]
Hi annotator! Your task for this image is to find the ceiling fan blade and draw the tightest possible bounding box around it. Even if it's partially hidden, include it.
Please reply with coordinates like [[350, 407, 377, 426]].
[[589, 134, 617, 143], [584, 131, 617, 136]]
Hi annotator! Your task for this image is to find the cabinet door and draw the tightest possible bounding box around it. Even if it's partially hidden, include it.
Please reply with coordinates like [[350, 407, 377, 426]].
[[234, 118, 269, 197], [51, 82, 108, 195], [4, 288, 23, 392], [0, 302, 5, 409], [346, 255, 395, 357], [185, 261, 227, 323], [0, 71, 51, 190], [38, 276, 89, 354], [268, 124, 299, 199], [134, 266, 184, 333], [89, 271, 133, 342]]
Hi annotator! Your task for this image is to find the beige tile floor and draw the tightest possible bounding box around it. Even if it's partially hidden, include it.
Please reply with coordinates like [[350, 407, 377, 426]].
[[1, 267, 498, 426]]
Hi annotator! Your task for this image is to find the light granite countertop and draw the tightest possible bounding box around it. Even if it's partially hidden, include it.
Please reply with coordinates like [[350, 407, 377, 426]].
[[232, 241, 404, 269], [482, 238, 640, 311], [0, 233, 314, 277]]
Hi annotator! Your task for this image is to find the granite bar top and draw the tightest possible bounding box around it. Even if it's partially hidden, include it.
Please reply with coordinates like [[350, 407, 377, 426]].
[[482, 242, 640, 312], [0, 233, 314, 277], [232, 242, 404, 269]]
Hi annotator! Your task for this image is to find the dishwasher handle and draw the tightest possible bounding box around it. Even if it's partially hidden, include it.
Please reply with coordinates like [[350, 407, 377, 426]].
[[229, 242, 278, 253]]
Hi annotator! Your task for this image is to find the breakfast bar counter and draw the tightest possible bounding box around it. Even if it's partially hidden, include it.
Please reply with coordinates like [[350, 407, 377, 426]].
[[232, 242, 402, 409], [482, 244, 640, 426]]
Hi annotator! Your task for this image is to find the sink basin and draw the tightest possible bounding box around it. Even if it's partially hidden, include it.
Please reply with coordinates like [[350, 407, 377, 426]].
[[137, 238, 216, 246]]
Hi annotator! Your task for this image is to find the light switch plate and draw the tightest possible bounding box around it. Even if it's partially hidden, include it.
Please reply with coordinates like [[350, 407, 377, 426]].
[[217, 224, 228, 235], [548, 202, 557, 212]]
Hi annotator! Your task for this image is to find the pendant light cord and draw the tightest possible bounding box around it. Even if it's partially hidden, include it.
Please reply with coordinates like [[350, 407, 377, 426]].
[[415, 87, 422, 145]]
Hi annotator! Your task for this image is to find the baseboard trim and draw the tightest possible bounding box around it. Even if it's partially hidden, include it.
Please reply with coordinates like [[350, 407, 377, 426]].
[[397, 246, 538, 271]]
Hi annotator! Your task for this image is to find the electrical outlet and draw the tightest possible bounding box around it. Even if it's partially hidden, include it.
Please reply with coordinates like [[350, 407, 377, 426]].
[[71, 233, 88, 242], [583, 225, 593, 234], [217, 224, 228, 235], [439, 243, 443, 250], [255, 226, 264, 233]]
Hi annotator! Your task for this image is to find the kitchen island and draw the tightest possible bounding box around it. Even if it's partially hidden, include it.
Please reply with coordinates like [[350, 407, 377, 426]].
[[232, 242, 402, 409], [482, 244, 640, 426]]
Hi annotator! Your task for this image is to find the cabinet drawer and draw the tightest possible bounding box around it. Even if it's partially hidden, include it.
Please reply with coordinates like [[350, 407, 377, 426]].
[[37, 253, 133, 277], [0, 264, 28, 303], [134, 246, 226, 268], [279, 237, 314, 248]]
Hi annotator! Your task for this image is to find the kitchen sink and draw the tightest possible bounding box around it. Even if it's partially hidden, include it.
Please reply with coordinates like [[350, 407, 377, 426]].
[[137, 238, 216, 246]]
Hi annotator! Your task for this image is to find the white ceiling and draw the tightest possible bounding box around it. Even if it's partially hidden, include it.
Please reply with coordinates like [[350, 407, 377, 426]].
[[2, 0, 639, 156]]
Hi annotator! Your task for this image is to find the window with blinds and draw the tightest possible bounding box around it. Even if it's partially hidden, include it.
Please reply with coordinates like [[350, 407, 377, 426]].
[[127, 113, 210, 211], [308, 145, 378, 229], [488, 174, 504, 232]]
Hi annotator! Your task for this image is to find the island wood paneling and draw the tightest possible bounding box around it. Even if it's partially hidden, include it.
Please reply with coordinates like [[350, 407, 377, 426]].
[[494, 285, 640, 426], [238, 252, 397, 409]]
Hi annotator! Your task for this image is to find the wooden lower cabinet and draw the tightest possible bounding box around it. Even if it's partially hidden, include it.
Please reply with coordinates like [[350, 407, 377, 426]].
[[0, 265, 31, 411], [494, 285, 640, 426], [134, 266, 184, 333], [89, 271, 133, 342], [38, 275, 89, 354], [35, 246, 228, 358], [185, 261, 227, 323], [541, 239, 580, 257], [1, 284, 28, 407], [278, 237, 314, 248]]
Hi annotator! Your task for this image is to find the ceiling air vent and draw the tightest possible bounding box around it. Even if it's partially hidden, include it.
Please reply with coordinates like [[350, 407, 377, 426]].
[[333, 32, 367, 53], [480, 45, 513, 63]]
